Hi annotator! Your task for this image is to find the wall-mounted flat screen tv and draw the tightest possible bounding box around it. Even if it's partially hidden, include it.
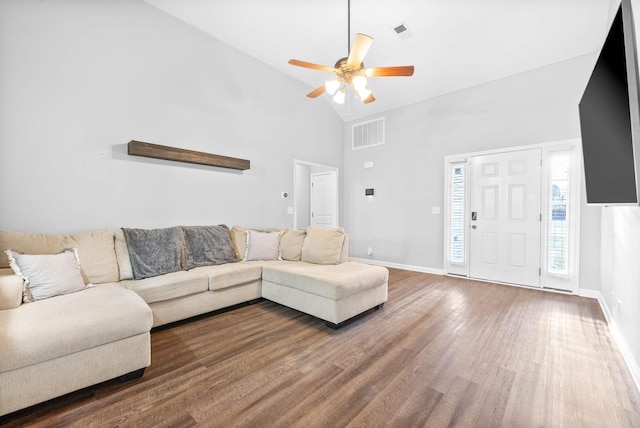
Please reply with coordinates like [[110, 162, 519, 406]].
[[579, 0, 640, 205]]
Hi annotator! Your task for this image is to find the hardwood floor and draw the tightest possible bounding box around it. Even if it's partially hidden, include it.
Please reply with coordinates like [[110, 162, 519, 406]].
[[2, 269, 639, 427]]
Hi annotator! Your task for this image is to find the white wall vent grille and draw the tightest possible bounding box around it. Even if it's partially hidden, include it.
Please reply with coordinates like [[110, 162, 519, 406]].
[[352, 117, 385, 150]]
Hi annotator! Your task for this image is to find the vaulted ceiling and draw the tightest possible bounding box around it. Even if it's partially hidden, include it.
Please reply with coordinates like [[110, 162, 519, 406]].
[[143, 0, 618, 121]]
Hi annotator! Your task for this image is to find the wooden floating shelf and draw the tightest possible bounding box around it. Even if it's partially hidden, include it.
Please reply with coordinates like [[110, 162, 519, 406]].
[[127, 141, 250, 171]]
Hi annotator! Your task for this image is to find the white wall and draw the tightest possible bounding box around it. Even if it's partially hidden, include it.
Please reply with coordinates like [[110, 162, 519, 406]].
[[0, 0, 343, 234], [343, 52, 602, 290], [601, 207, 640, 363]]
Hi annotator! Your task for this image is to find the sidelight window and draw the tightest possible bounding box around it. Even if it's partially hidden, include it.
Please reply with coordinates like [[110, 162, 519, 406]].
[[547, 153, 571, 277], [450, 164, 465, 264]]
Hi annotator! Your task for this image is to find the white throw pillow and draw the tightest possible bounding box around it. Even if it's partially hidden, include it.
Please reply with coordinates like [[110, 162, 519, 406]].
[[244, 230, 282, 261], [231, 225, 280, 261], [5, 248, 90, 302]]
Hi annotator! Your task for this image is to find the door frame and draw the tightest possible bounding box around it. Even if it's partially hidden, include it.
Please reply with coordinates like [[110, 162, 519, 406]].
[[293, 160, 339, 230], [443, 139, 582, 293]]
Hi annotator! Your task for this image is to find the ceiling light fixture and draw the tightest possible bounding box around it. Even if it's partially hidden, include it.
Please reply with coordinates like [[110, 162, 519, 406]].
[[333, 88, 346, 104], [288, 0, 415, 105]]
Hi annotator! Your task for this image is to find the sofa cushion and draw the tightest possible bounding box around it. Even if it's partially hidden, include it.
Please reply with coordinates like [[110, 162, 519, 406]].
[[244, 230, 282, 261], [120, 270, 209, 304], [68, 230, 119, 284], [0, 230, 68, 269], [182, 225, 237, 269], [262, 261, 388, 300], [0, 229, 118, 284], [6, 249, 89, 303], [0, 283, 152, 373], [279, 229, 306, 261], [301, 227, 345, 265], [122, 227, 184, 280], [114, 229, 133, 281], [190, 262, 263, 291]]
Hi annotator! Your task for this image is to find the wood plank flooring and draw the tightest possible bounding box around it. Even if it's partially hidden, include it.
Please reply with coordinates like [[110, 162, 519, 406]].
[[2, 269, 639, 427]]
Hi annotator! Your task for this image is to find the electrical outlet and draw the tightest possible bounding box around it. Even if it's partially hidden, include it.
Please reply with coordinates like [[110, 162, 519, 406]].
[[367, 247, 373, 256]]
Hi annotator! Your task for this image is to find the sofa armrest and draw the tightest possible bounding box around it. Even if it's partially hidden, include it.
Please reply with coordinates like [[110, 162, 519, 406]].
[[0, 268, 23, 309]]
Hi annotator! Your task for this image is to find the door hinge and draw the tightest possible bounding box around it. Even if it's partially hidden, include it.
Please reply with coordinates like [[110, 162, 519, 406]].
[[539, 267, 542, 276], [540, 213, 542, 222]]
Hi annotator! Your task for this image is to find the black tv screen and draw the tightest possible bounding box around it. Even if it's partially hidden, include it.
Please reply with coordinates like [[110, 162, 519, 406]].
[[579, 1, 640, 205]]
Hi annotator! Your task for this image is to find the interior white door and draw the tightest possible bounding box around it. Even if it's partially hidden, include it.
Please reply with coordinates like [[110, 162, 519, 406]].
[[310, 171, 337, 227], [469, 149, 542, 287]]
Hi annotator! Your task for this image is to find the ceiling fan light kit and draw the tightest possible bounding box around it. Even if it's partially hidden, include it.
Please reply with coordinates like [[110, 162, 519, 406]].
[[288, 0, 414, 105], [333, 88, 346, 105], [325, 79, 341, 95]]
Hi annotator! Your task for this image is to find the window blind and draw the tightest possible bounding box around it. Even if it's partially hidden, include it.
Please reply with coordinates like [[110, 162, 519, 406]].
[[450, 164, 465, 263], [547, 153, 571, 276]]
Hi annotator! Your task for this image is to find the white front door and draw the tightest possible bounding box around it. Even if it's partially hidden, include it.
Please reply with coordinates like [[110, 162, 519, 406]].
[[469, 149, 542, 287], [310, 171, 337, 227]]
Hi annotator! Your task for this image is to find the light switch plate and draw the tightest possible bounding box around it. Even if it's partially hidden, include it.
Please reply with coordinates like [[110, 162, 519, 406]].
[[432, 206, 441, 214]]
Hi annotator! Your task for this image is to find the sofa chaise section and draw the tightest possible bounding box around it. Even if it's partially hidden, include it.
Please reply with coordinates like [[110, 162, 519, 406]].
[[0, 277, 152, 416], [262, 261, 389, 328], [0, 229, 154, 417]]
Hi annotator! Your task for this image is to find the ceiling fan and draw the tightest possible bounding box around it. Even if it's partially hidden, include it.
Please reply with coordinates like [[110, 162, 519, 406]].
[[288, 0, 414, 105]]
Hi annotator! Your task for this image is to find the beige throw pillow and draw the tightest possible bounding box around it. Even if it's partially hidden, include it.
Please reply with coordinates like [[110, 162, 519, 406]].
[[301, 226, 345, 265], [279, 229, 306, 261]]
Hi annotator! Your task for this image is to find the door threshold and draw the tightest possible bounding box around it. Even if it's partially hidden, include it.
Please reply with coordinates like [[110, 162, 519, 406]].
[[445, 274, 574, 295]]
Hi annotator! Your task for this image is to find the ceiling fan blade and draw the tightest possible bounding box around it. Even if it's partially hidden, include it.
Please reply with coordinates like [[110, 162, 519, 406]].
[[363, 92, 376, 104], [365, 66, 415, 77], [306, 85, 326, 98], [347, 33, 374, 67], [288, 59, 337, 73]]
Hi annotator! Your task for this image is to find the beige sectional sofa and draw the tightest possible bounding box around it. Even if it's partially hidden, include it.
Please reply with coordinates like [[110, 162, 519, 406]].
[[0, 225, 388, 417]]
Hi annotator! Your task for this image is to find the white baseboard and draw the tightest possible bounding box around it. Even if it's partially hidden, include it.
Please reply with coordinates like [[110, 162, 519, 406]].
[[577, 288, 600, 299], [596, 292, 640, 395], [349, 258, 444, 275]]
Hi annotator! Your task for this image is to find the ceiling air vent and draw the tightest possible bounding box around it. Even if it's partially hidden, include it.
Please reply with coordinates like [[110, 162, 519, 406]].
[[352, 117, 385, 150], [394, 24, 407, 34], [393, 22, 414, 39]]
